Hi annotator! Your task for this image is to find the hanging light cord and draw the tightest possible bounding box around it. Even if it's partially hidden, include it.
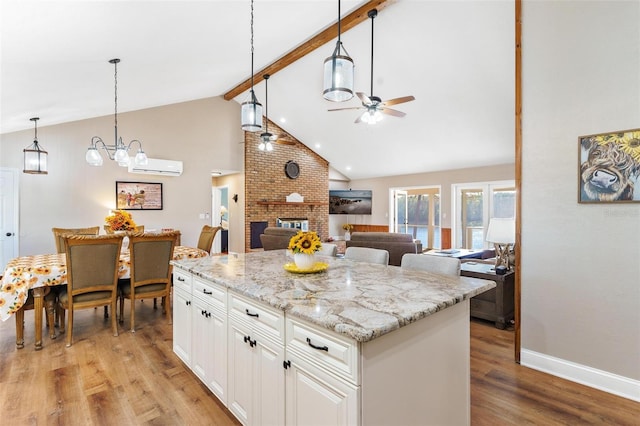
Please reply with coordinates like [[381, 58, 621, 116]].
[[250, 0, 255, 97], [264, 75, 269, 134], [33, 118, 38, 141], [337, 0, 342, 44], [370, 11, 375, 97], [112, 59, 120, 146]]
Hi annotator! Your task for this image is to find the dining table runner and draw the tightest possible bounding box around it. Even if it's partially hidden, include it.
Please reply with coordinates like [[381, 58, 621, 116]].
[[0, 246, 207, 321]]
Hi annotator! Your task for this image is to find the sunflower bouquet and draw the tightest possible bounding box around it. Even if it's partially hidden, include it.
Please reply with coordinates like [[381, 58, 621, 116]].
[[342, 224, 354, 232], [288, 231, 322, 254], [105, 210, 137, 231]]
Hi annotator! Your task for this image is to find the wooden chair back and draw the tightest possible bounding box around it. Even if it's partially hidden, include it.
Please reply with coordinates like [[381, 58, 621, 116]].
[[197, 225, 221, 254], [400, 253, 461, 276], [59, 234, 124, 346], [52, 226, 100, 253], [119, 232, 179, 331], [344, 247, 389, 265]]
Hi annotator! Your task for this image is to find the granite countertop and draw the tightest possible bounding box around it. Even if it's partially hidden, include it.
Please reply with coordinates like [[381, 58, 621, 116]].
[[172, 250, 496, 343]]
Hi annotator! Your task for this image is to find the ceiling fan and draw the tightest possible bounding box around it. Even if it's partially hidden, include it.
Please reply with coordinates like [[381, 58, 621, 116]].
[[259, 74, 295, 151], [328, 9, 415, 124]]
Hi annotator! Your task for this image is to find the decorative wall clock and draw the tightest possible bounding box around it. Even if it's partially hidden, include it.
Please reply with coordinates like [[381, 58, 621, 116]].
[[285, 160, 300, 179]]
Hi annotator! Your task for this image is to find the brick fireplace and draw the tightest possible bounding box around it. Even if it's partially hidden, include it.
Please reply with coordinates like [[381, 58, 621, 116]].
[[243, 119, 329, 252]]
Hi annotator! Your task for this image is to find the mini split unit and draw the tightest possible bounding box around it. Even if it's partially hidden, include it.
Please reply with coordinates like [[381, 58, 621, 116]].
[[128, 158, 183, 176]]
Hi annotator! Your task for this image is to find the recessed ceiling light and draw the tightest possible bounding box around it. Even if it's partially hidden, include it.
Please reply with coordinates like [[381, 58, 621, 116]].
[[279, 117, 286, 123], [346, 166, 351, 171], [315, 143, 321, 149]]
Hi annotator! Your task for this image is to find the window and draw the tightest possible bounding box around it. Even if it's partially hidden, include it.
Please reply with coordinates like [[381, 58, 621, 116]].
[[452, 181, 515, 249], [393, 187, 441, 249]]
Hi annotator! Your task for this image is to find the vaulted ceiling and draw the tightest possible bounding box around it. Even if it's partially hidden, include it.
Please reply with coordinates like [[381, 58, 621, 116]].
[[0, 0, 515, 180]]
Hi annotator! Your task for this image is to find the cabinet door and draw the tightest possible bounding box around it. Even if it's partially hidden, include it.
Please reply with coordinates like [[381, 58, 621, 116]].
[[227, 318, 253, 425], [172, 288, 192, 365], [192, 297, 227, 403], [285, 352, 359, 426], [253, 336, 285, 426]]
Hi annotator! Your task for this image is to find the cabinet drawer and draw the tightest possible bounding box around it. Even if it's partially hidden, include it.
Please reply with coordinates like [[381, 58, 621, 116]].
[[228, 293, 284, 344], [286, 317, 359, 385], [173, 269, 192, 293], [192, 277, 226, 310]]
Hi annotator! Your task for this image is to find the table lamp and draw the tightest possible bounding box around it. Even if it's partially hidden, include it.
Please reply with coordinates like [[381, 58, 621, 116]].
[[486, 218, 515, 270]]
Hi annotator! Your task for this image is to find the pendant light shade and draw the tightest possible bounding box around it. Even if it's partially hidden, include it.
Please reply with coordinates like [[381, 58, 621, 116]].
[[323, 0, 354, 102], [23, 117, 48, 175], [241, 0, 263, 132]]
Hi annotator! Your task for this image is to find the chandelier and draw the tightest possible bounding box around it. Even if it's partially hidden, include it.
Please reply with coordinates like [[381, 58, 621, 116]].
[[240, 0, 263, 132], [322, 0, 354, 102], [85, 59, 148, 167], [23, 117, 48, 175]]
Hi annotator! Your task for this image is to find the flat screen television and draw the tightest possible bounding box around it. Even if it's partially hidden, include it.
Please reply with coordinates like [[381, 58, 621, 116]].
[[329, 190, 372, 215]]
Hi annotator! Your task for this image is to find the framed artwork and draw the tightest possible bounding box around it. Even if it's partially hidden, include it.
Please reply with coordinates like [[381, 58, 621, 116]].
[[116, 181, 163, 210], [579, 129, 640, 203]]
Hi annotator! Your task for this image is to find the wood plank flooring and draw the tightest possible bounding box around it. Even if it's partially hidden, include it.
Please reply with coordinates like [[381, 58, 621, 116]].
[[0, 301, 637, 425]]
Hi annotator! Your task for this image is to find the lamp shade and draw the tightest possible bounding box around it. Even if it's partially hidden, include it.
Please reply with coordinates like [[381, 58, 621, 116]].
[[486, 218, 515, 244], [23, 141, 48, 174], [241, 91, 263, 132], [323, 52, 354, 102]]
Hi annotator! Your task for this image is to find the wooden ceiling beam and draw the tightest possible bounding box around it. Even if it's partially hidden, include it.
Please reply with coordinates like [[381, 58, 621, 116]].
[[223, 0, 394, 101]]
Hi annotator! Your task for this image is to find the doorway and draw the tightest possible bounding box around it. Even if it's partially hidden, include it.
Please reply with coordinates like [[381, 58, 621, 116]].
[[212, 185, 229, 254], [0, 168, 19, 270], [392, 186, 441, 250]]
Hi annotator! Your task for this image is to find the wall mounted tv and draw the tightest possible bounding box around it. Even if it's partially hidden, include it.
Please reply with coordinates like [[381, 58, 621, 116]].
[[329, 190, 373, 215]]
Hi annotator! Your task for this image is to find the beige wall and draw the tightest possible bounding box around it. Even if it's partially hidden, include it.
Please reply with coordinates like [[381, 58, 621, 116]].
[[329, 164, 515, 237], [522, 0, 640, 395], [0, 96, 243, 255]]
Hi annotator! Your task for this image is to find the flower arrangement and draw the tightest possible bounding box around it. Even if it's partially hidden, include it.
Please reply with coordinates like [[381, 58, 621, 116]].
[[288, 231, 322, 255], [105, 209, 137, 231], [342, 224, 354, 232]]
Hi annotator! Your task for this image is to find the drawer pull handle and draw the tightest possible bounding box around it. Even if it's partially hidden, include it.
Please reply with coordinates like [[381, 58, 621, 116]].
[[186, 301, 191, 306], [243, 335, 257, 347], [245, 309, 259, 318], [283, 360, 291, 370], [203, 289, 213, 295], [177, 277, 185, 282], [306, 338, 328, 352]]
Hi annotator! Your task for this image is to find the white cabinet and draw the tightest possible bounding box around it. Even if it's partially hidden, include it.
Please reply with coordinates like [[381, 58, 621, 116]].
[[227, 294, 285, 426], [191, 277, 227, 404], [172, 269, 192, 365], [284, 317, 360, 426]]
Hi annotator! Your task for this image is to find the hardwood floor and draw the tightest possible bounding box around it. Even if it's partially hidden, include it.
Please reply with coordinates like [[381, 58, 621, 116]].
[[0, 302, 637, 425]]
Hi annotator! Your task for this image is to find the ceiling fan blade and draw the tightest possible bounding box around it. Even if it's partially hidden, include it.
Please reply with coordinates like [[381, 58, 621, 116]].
[[382, 95, 415, 107], [380, 108, 406, 118], [328, 106, 364, 112], [356, 92, 373, 106], [276, 139, 296, 145], [354, 113, 365, 124]]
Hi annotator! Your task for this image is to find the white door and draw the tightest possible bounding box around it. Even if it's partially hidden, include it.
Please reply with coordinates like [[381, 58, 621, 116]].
[[227, 318, 253, 425], [172, 288, 192, 365], [0, 168, 19, 270], [192, 297, 227, 403], [394, 190, 408, 234], [253, 336, 285, 426]]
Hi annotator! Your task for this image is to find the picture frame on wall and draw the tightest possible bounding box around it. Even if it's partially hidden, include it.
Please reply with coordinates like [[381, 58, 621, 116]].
[[578, 129, 640, 203], [116, 181, 163, 210]]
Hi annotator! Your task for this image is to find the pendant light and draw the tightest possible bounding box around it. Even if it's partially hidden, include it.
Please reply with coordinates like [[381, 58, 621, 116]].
[[323, 0, 354, 102], [23, 117, 48, 174], [258, 74, 274, 151], [85, 59, 148, 167], [240, 0, 263, 132]]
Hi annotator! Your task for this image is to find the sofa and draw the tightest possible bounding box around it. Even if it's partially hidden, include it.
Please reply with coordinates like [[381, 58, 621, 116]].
[[346, 232, 422, 266], [259, 227, 299, 251]]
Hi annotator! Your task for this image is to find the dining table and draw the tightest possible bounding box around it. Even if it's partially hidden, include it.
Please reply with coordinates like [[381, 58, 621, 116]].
[[0, 245, 208, 350]]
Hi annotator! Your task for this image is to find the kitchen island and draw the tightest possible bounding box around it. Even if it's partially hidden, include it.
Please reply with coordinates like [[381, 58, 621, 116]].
[[171, 250, 495, 426]]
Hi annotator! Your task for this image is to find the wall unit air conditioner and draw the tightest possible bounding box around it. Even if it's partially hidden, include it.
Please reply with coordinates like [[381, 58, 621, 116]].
[[128, 158, 183, 176]]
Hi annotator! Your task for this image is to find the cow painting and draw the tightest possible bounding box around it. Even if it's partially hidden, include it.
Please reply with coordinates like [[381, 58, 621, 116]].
[[580, 132, 640, 202]]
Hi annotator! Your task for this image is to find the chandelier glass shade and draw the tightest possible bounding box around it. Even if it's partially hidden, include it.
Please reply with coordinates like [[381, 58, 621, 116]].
[[241, 0, 263, 132], [86, 58, 148, 167], [322, 0, 354, 102], [23, 117, 48, 175]]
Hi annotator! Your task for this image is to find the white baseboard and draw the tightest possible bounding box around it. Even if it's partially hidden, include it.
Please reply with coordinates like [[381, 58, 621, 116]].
[[520, 349, 640, 402]]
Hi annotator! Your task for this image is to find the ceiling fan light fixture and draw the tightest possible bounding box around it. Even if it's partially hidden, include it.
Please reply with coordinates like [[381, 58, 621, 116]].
[[322, 0, 354, 102], [362, 109, 383, 125]]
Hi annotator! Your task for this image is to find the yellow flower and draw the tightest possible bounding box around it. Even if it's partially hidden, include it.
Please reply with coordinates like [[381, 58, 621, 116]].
[[288, 231, 322, 255], [618, 131, 640, 163], [342, 224, 353, 232], [105, 210, 137, 231]]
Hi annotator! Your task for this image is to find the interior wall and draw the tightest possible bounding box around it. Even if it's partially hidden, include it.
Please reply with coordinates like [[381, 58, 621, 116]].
[[0, 96, 242, 255], [331, 164, 515, 237], [522, 0, 640, 397]]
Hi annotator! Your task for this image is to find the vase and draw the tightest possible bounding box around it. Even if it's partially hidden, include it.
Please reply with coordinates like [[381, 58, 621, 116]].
[[294, 253, 316, 270], [344, 231, 351, 241]]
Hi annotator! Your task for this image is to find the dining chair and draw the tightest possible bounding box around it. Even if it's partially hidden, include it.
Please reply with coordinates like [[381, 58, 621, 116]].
[[344, 247, 389, 265], [52, 226, 100, 253], [400, 253, 461, 276], [317, 243, 338, 257], [118, 232, 179, 331], [14, 288, 57, 349], [57, 234, 124, 347], [197, 225, 221, 254]]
